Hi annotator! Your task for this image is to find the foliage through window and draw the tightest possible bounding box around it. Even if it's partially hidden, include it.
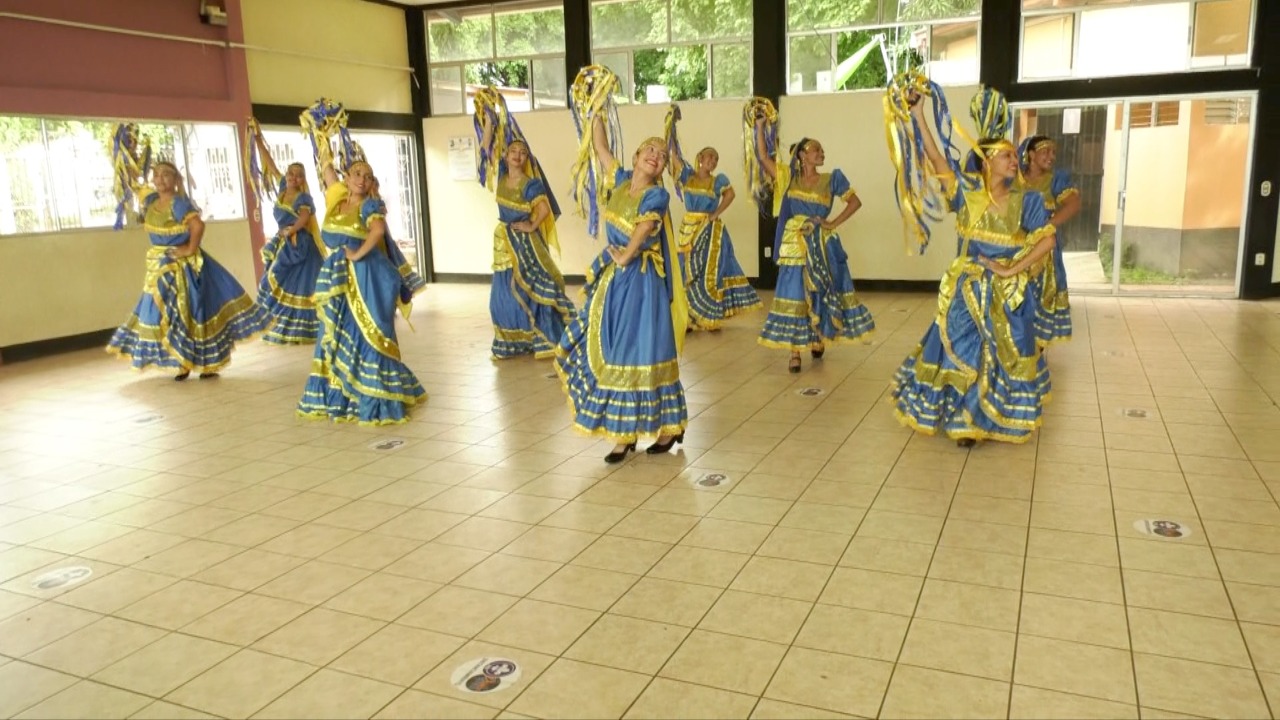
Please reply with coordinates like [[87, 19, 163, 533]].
[[590, 0, 753, 103], [785, 0, 980, 93], [0, 117, 243, 236], [427, 2, 566, 114]]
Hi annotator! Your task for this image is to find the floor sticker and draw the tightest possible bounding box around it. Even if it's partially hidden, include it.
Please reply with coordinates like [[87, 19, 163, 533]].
[[451, 658, 521, 694]]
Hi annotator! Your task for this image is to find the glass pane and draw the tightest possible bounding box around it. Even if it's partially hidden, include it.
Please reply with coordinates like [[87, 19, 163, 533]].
[[466, 61, 532, 112], [0, 117, 54, 234], [895, 0, 980, 22], [428, 10, 493, 62], [533, 57, 568, 109], [593, 51, 633, 100], [633, 45, 708, 102], [787, 0, 877, 32], [833, 29, 891, 91], [928, 21, 979, 84], [430, 66, 465, 116], [1022, 0, 1130, 8], [1116, 98, 1245, 294], [1075, 3, 1191, 77], [259, 129, 324, 239], [1191, 0, 1251, 67], [672, 0, 752, 41], [350, 132, 422, 274], [35, 119, 116, 230], [174, 124, 244, 221], [787, 34, 832, 93], [591, 0, 669, 49], [1021, 13, 1075, 79], [495, 3, 565, 56], [712, 43, 751, 98]]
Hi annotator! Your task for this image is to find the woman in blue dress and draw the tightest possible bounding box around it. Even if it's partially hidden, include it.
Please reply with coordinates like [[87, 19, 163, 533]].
[[558, 107, 689, 463], [255, 140, 324, 345], [666, 107, 761, 330], [887, 82, 1059, 446], [476, 107, 573, 359], [297, 161, 425, 425], [750, 116, 875, 373], [108, 161, 270, 379], [1017, 135, 1080, 344]]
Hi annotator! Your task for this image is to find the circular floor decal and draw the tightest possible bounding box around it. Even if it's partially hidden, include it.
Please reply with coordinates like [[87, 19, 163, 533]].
[[796, 387, 826, 397], [692, 472, 731, 489], [1124, 408, 1149, 419], [451, 658, 521, 694], [31, 566, 93, 591], [369, 438, 407, 452], [1133, 519, 1192, 539]]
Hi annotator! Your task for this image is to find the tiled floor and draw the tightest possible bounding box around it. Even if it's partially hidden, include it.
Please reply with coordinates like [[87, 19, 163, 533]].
[[3, 284, 1280, 719]]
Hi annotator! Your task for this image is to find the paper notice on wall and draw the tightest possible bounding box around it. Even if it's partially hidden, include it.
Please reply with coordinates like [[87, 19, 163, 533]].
[[1062, 108, 1082, 135], [449, 136, 476, 182]]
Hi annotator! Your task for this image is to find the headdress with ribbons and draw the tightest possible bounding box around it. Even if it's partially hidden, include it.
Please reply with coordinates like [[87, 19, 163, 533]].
[[242, 117, 284, 208], [742, 97, 778, 216], [663, 104, 688, 200], [473, 86, 563, 255], [300, 98, 365, 184], [569, 65, 623, 238], [109, 123, 152, 230]]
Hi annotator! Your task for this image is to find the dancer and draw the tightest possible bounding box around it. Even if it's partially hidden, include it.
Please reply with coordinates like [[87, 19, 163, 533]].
[[747, 99, 875, 373], [474, 88, 574, 359], [559, 65, 688, 463], [107, 159, 269, 379], [886, 77, 1058, 446], [250, 130, 324, 345], [1017, 134, 1079, 343], [664, 105, 761, 330], [297, 160, 425, 424]]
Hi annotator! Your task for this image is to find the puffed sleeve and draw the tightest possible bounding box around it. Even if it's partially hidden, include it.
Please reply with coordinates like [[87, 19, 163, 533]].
[[1051, 168, 1079, 205], [829, 169, 856, 202], [294, 191, 314, 214], [361, 197, 387, 228], [172, 195, 199, 224], [714, 173, 731, 197], [637, 186, 671, 232], [1020, 190, 1055, 244], [678, 163, 693, 188], [524, 178, 549, 206]]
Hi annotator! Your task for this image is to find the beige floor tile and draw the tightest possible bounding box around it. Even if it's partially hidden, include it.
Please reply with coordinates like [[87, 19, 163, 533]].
[[508, 658, 648, 719], [948, 495, 1031, 527], [15, 679, 152, 719], [756, 527, 851, 565], [165, 649, 315, 719], [371, 508, 469, 542], [413, 640, 556, 710], [1227, 582, 1280, 625], [384, 541, 491, 583], [763, 646, 893, 717], [608, 510, 700, 544], [793, 603, 910, 661], [855, 510, 945, 544], [540, 500, 631, 533], [131, 539, 244, 579], [190, 548, 307, 591], [0, 602, 101, 657], [572, 535, 672, 575], [24, 617, 166, 677], [680, 517, 773, 554], [0, 662, 79, 718], [578, 480, 662, 508], [697, 590, 812, 644], [255, 668, 402, 720], [500, 526, 597, 562], [880, 665, 1010, 719], [915, 578, 1021, 632], [1019, 592, 1130, 649], [252, 607, 385, 665], [332, 624, 465, 686], [609, 577, 722, 626], [317, 533, 424, 571], [1027, 527, 1120, 567], [1024, 557, 1125, 604], [1240, 622, 1280, 674], [819, 566, 922, 615], [1128, 607, 1252, 667], [513, 474, 598, 501], [453, 553, 561, 596], [749, 699, 857, 719], [900, 618, 1016, 681], [374, 690, 495, 719], [1009, 685, 1139, 719], [399, 585, 518, 636], [623, 678, 757, 720], [706, 494, 793, 525], [648, 545, 751, 588], [1132, 654, 1270, 719], [323, 572, 440, 622], [92, 633, 236, 697], [1117, 538, 1220, 579], [180, 593, 309, 645], [129, 700, 218, 719], [435, 516, 532, 551], [1015, 635, 1136, 704], [254, 559, 371, 605], [565, 614, 688, 674], [928, 546, 1025, 590], [528, 564, 637, 611], [733, 556, 834, 602], [477, 598, 598, 654], [838, 536, 934, 576], [1123, 569, 1234, 618], [660, 629, 787, 695], [1031, 501, 1117, 536]]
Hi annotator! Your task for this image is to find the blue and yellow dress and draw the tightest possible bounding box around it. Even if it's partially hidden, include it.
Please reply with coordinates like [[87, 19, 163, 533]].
[[1017, 168, 1077, 343], [258, 188, 323, 344], [108, 191, 269, 372], [674, 166, 761, 329], [490, 177, 574, 359], [297, 184, 425, 425], [556, 165, 688, 441], [759, 169, 875, 350], [892, 176, 1058, 443]]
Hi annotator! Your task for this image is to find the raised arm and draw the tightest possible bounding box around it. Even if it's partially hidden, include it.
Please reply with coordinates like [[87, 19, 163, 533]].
[[754, 118, 776, 181], [321, 162, 340, 190], [592, 115, 616, 171], [909, 95, 952, 177]]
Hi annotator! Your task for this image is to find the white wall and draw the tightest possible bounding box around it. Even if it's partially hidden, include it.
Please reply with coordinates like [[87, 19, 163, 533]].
[[0, 221, 258, 347], [425, 99, 759, 278], [425, 88, 978, 282]]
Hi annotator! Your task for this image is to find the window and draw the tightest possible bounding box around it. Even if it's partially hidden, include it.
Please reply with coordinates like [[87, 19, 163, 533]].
[[1116, 101, 1181, 129], [256, 129, 424, 273], [427, 2, 566, 114], [1020, 0, 1254, 81], [0, 117, 243, 235], [590, 0, 753, 103], [1205, 97, 1251, 125], [785, 0, 980, 93]]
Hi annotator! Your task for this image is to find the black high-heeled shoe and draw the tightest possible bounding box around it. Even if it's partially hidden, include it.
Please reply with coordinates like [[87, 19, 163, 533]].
[[811, 346, 825, 359], [199, 372, 219, 380], [174, 371, 191, 382], [788, 355, 802, 374], [645, 433, 685, 455], [605, 442, 636, 464], [956, 438, 977, 448]]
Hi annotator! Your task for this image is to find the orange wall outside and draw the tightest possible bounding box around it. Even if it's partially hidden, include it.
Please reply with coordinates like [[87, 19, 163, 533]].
[[1182, 101, 1249, 230]]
